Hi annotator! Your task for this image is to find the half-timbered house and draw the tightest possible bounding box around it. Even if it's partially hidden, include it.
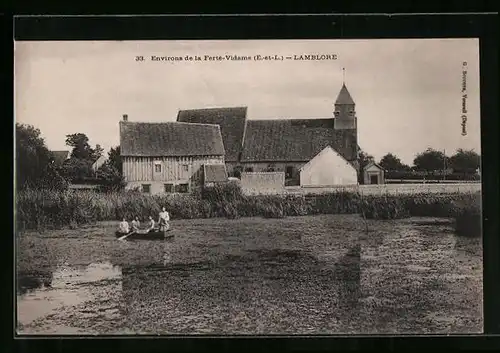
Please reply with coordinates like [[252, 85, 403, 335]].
[[119, 115, 225, 194]]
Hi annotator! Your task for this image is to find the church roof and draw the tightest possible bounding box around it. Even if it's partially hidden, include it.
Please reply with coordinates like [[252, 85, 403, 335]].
[[120, 121, 225, 157], [177, 107, 247, 162], [335, 84, 355, 105], [240, 118, 356, 162]]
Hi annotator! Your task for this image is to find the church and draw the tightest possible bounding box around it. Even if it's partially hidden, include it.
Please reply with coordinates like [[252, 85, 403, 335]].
[[177, 83, 359, 186], [119, 83, 360, 194]]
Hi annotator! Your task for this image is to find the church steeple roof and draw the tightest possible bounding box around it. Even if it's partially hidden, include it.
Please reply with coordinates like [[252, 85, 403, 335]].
[[335, 83, 355, 105]]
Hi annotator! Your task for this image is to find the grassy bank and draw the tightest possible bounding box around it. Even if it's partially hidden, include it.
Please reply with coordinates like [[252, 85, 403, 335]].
[[16, 184, 481, 236]]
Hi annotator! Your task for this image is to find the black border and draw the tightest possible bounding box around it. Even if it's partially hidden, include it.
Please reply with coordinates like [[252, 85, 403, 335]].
[[8, 13, 500, 353]]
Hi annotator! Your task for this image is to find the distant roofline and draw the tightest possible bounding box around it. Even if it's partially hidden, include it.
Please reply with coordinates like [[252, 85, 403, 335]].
[[121, 153, 225, 157], [245, 117, 333, 122], [239, 158, 310, 163], [120, 120, 222, 128], [178, 106, 247, 111]]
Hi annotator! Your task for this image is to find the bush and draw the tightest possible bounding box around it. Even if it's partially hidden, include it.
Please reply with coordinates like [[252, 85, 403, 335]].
[[451, 193, 482, 237], [15, 187, 482, 232], [201, 182, 244, 203], [362, 195, 410, 220]]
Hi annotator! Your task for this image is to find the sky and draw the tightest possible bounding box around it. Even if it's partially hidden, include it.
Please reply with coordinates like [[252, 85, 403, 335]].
[[14, 39, 481, 165]]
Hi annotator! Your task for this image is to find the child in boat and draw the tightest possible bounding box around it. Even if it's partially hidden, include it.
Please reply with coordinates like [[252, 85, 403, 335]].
[[147, 216, 156, 233], [118, 218, 130, 234], [131, 217, 140, 232], [158, 207, 170, 231]]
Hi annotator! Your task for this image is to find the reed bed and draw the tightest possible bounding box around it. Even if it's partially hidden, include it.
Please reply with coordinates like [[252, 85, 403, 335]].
[[16, 184, 481, 237]]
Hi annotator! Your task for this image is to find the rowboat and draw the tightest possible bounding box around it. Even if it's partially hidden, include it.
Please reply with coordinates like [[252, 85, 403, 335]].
[[115, 229, 174, 241]]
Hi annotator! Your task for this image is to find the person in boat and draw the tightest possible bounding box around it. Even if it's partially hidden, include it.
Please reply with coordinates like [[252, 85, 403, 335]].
[[147, 216, 156, 233], [118, 218, 130, 234], [131, 217, 141, 232], [158, 207, 170, 231]]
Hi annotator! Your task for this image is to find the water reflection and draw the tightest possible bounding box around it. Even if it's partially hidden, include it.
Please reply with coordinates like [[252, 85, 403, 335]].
[[17, 271, 53, 295], [18, 239, 363, 335], [17, 262, 122, 334]]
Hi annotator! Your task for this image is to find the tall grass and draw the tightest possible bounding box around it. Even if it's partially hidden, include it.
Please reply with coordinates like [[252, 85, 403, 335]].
[[15, 184, 482, 234]]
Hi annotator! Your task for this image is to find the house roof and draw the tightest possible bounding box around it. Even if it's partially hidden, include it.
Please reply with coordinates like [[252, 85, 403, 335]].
[[335, 84, 355, 105], [240, 118, 356, 162], [120, 121, 225, 157], [364, 162, 385, 171], [177, 107, 247, 162], [204, 164, 228, 183], [299, 145, 352, 171], [50, 150, 70, 166]]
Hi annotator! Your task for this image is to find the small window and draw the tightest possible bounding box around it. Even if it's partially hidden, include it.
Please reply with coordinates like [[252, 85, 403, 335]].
[[154, 163, 162, 173], [175, 183, 189, 193], [244, 167, 253, 172], [181, 164, 189, 172], [334, 111, 340, 117], [286, 166, 294, 178], [164, 183, 174, 193], [142, 184, 151, 193]]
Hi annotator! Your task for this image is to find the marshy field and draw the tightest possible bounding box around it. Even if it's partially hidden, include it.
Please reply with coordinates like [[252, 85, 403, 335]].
[[16, 187, 483, 335]]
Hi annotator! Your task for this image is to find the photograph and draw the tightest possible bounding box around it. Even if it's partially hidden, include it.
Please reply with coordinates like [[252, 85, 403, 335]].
[[15, 38, 482, 335]]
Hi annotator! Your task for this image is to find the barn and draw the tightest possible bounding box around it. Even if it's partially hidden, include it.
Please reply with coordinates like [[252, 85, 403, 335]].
[[119, 115, 226, 194], [299, 146, 358, 187]]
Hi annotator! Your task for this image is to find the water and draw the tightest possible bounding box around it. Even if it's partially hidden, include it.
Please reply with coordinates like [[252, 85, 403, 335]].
[[16, 216, 482, 335], [17, 248, 361, 334]]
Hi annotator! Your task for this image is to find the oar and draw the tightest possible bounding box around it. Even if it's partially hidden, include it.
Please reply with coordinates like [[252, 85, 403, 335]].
[[118, 231, 135, 241]]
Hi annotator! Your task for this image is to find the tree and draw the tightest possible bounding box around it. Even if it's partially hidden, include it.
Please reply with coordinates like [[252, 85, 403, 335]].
[[65, 133, 102, 161], [59, 158, 93, 183], [106, 146, 122, 174], [448, 148, 480, 173], [358, 149, 375, 171], [379, 153, 410, 171], [232, 165, 242, 178], [41, 163, 69, 190], [16, 123, 59, 189], [358, 148, 375, 184], [96, 164, 126, 192], [413, 148, 449, 172], [94, 144, 104, 162]]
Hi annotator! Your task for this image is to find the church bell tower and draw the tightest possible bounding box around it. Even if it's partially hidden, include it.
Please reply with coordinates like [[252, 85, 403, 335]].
[[333, 82, 357, 130], [333, 69, 359, 172]]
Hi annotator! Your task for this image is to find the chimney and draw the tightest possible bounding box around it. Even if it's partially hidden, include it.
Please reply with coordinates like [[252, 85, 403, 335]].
[[122, 114, 128, 122]]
